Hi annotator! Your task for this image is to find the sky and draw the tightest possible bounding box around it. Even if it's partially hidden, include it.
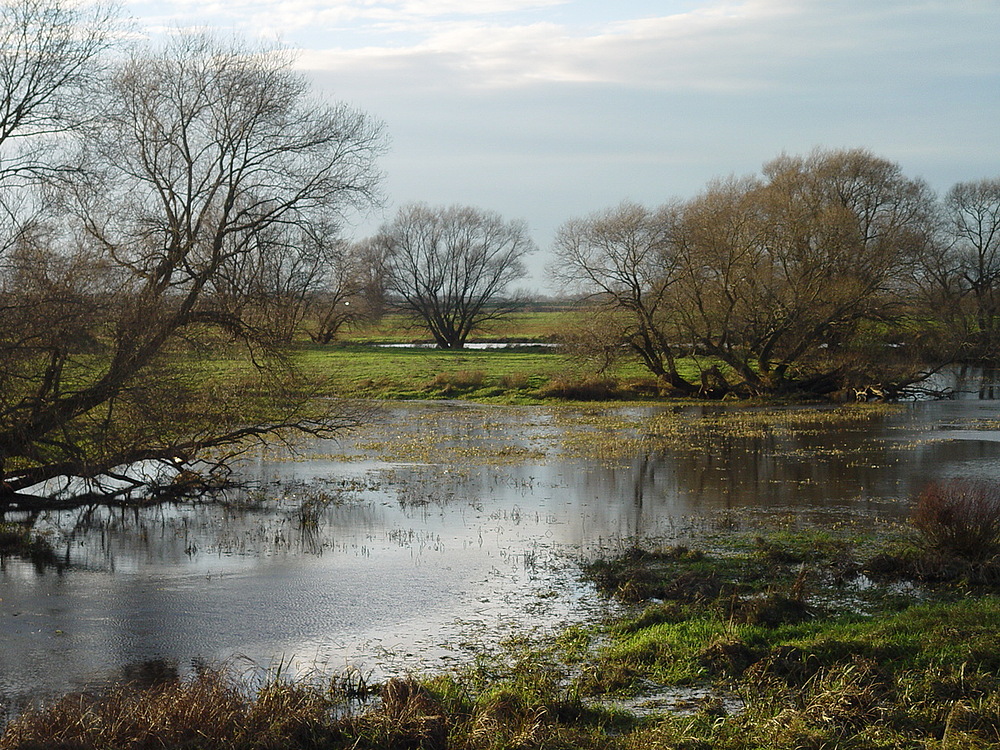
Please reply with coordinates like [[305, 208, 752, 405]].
[[125, 0, 1000, 290]]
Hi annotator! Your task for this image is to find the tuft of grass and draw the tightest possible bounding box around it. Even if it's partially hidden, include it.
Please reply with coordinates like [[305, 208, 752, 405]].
[[912, 479, 1000, 562], [535, 375, 621, 401], [429, 369, 487, 394], [0, 668, 341, 750]]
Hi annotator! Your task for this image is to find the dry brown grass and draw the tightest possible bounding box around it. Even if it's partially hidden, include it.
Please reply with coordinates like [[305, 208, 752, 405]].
[[912, 479, 1000, 562], [0, 669, 336, 750], [429, 370, 487, 393], [535, 376, 620, 401]]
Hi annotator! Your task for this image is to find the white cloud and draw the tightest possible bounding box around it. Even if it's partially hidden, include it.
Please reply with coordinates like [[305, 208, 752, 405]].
[[292, 0, 999, 99], [127, 0, 570, 35], [294, 2, 795, 92]]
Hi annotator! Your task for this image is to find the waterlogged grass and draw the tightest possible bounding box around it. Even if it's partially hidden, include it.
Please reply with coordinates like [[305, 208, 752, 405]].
[[282, 402, 902, 475], [565, 524, 1000, 748], [551, 402, 899, 463], [10, 524, 1000, 749]]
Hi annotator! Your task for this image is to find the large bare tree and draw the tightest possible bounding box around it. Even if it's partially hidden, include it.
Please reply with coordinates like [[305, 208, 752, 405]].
[[0, 32, 385, 501], [551, 200, 697, 394], [377, 203, 535, 349]]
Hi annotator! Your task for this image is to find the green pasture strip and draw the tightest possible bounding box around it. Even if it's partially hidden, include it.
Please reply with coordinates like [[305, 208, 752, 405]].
[[290, 343, 590, 400], [338, 309, 591, 344]]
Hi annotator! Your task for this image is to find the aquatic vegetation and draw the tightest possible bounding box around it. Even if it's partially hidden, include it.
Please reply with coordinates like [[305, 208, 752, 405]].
[[550, 403, 897, 464], [0, 523, 63, 571]]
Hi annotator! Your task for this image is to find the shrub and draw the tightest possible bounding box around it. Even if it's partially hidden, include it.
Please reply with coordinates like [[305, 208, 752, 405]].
[[911, 480, 1000, 562]]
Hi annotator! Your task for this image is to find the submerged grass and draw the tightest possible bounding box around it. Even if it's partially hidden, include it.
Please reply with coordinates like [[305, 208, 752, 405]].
[[570, 522, 1000, 749], [0, 523, 64, 571]]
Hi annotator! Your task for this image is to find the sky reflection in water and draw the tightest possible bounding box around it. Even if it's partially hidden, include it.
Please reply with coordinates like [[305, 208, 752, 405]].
[[4, 399, 1000, 711]]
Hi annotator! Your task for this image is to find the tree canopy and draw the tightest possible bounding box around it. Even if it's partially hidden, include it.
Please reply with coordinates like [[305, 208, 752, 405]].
[[377, 203, 535, 349], [1, 14, 385, 502], [553, 148, 938, 398]]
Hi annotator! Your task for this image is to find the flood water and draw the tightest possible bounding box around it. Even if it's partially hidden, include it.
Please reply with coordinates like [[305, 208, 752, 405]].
[[3, 398, 1000, 714]]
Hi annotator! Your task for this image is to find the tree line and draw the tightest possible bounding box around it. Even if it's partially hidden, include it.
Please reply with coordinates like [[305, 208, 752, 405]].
[[361, 149, 999, 401], [552, 150, 1000, 399], [2, 0, 998, 501]]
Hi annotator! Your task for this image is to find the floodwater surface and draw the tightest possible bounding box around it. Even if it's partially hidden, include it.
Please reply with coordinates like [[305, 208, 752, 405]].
[[3, 399, 1000, 713]]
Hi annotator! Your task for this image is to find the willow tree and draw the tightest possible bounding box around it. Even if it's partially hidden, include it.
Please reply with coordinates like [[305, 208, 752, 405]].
[[551, 200, 697, 394], [674, 149, 934, 395], [377, 203, 535, 349], [1, 32, 385, 501], [552, 149, 936, 397]]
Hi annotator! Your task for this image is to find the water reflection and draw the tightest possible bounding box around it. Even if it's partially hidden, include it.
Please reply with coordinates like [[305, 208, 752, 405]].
[[3, 399, 1000, 714], [927, 364, 1000, 400]]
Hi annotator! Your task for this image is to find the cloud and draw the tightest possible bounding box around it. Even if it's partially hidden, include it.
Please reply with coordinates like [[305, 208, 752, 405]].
[[123, 0, 1000, 284], [292, 0, 998, 99], [127, 0, 570, 37]]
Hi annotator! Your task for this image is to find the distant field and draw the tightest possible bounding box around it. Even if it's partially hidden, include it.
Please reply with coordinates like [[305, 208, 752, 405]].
[[339, 309, 589, 344], [290, 343, 655, 402], [177, 310, 712, 404]]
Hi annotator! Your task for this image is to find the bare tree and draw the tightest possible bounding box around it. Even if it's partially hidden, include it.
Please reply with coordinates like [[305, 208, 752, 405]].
[[306, 237, 388, 344], [0, 0, 117, 187], [552, 149, 936, 397], [0, 33, 385, 500], [551, 201, 696, 394], [944, 178, 1000, 360], [377, 203, 535, 349]]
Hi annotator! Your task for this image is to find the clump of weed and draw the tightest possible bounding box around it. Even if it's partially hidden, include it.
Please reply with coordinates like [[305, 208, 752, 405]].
[[698, 637, 757, 676], [0, 668, 340, 750], [499, 372, 531, 389], [728, 566, 813, 628], [342, 676, 448, 750], [753, 530, 850, 566], [428, 369, 487, 394], [754, 656, 893, 750], [536, 375, 621, 401], [911, 479, 1000, 562], [0, 523, 63, 571], [584, 546, 721, 603]]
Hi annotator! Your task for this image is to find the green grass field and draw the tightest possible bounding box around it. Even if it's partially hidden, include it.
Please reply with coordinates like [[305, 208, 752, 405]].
[[292, 343, 596, 400], [340, 310, 590, 344]]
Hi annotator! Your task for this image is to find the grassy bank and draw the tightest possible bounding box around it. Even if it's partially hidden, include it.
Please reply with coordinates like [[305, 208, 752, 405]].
[[177, 340, 686, 404], [7, 502, 1000, 749]]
